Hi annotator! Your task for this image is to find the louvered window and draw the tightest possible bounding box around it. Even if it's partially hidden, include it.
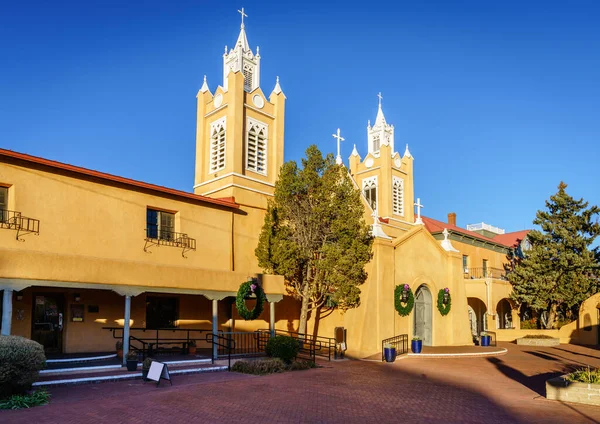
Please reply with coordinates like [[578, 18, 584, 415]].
[[243, 65, 253, 91], [392, 177, 404, 215], [372, 135, 380, 152], [209, 118, 226, 173], [246, 118, 267, 175], [363, 177, 377, 210]]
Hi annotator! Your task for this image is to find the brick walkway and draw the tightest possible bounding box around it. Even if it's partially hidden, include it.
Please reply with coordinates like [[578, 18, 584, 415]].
[[2, 343, 600, 423]]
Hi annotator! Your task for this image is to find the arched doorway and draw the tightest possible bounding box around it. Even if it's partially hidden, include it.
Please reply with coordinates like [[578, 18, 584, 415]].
[[496, 299, 513, 329], [414, 286, 432, 346], [467, 297, 487, 341]]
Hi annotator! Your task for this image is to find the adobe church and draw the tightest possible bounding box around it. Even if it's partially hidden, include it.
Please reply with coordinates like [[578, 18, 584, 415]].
[[1, 11, 597, 360]]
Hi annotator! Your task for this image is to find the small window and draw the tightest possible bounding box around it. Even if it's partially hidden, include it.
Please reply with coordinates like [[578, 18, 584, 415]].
[[243, 65, 253, 91], [463, 255, 469, 271], [0, 187, 7, 210], [482, 259, 488, 277], [146, 209, 175, 241], [372, 135, 380, 152], [363, 178, 377, 210], [146, 296, 179, 329], [392, 177, 403, 215]]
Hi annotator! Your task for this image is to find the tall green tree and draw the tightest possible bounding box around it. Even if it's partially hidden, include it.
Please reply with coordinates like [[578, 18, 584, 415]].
[[507, 182, 600, 329], [255, 145, 373, 335]]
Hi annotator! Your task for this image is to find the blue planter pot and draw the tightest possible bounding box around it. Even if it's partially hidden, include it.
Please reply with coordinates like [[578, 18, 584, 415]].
[[411, 340, 422, 354], [481, 335, 491, 347], [383, 347, 397, 362]]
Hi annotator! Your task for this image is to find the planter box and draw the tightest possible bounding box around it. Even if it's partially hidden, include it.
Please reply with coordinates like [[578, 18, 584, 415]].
[[546, 376, 600, 406], [517, 337, 560, 347]]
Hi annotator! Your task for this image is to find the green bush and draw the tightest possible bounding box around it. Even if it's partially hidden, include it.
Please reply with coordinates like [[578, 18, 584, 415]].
[[0, 389, 50, 410], [520, 318, 539, 330], [522, 334, 556, 339], [231, 358, 286, 375], [565, 367, 600, 384], [265, 335, 299, 363], [0, 336, 46, 399], [288, 360, 316, 371]]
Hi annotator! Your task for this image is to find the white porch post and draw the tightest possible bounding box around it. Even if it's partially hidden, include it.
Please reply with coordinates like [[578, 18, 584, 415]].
[[1, 289, 13, 336], [122, 295, 131, 366], [270, 301, 275, 337], [212, 299, 218, 360]]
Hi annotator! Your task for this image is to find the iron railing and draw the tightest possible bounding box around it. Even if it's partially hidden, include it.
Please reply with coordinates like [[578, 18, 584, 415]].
[[464, 267, 507, 280], [144, 228, 196, 257], [205, 332, 235, 370], [215, 331, 270, 358], [381, 334, 409, 361], [263, 329, 338, 361], [0, 209, 40, 240]]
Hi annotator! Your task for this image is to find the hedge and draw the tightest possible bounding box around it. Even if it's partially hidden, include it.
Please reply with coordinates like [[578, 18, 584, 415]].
[[0, 336, 46, 399]]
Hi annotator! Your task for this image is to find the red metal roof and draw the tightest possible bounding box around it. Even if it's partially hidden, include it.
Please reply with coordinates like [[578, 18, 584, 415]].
[[0, 148, 239, 209], [421, 216, 529, 248]]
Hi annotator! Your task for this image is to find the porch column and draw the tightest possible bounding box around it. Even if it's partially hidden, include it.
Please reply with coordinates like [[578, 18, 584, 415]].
[[212, 299, 218, 360], [122, 295, 131, 366], [269, 301, 275, 337], [1, 289, 13, 336]]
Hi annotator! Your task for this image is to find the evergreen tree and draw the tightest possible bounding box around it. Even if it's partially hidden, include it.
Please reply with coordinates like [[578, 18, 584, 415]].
[[507, 182, 600, 328], [255, 145, 373, 335]]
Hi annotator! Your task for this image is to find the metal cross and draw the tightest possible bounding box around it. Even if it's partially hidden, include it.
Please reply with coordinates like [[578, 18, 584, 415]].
[[238, 7, 248, 27], [414, 197, 424, 221], [377, 92, 383, 107], [332, 128, 345, 165]]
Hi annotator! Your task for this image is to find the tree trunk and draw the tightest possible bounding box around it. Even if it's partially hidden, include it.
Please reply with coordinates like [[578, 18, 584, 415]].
[[298, 295, 309, 336], [546, 303, 559, 329]]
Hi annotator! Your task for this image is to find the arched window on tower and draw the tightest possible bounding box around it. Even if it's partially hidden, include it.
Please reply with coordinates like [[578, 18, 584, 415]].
[[362, 177, 377, 210], [372, 134, 381, 152], [392, 177, 404, 216], [209, 117, 226, 173], [243, 64, 253, 91], [246, 118, 268, 175]]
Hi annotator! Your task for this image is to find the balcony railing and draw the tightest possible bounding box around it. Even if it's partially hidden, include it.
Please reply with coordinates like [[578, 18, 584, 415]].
[[144, 228, 196, 258], [0, 209, 40, 240], [464, 267, 507, 280]]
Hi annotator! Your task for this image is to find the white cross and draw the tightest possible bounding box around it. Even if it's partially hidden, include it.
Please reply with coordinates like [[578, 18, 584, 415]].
[[238, 7, 248, 27], [414, 197, 424, 224], [377, 92, 383, 107], [332, 128, 345, 165]]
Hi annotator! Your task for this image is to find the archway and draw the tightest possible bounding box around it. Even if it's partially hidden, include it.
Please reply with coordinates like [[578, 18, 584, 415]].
[[413, 285, 433, 346], [496, 298, 513, 329], [467, 297, 487, 341]]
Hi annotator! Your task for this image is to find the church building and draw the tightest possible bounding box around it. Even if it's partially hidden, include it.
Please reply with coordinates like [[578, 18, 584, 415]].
[[1, 10, 598, 361]]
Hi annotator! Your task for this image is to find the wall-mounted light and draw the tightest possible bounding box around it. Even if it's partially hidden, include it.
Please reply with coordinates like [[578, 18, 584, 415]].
[[74, 293, 81, 302]]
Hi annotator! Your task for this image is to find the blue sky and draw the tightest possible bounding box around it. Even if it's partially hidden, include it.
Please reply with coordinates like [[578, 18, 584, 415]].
[[1, 1, 599, 232]]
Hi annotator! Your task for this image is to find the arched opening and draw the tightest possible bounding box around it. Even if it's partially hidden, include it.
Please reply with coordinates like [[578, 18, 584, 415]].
[[496, 298, 514, 329], [413, 285, 432, 346], [467, 297, 487, 344]]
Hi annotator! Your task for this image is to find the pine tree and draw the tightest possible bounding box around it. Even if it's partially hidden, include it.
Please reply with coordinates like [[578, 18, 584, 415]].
[[507, 182, 600, 328], [255, 145, 373, 335]]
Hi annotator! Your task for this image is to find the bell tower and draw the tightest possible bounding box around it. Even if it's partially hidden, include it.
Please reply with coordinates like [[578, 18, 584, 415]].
[[193, 9, 286, 209]]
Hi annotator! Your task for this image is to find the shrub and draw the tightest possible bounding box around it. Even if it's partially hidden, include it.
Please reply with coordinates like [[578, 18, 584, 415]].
[[0, 336, 46, 399], [520, 319, 538, 330], [265, 335, 299, 363], [125, 351, 138, 360], [522, 334, 556, 339], [116, 340, 123, 350], [565, 367, 600, 384], [0, 389, 50, 410], [142, 358, 153, 370], [231, 358, 286, 375]]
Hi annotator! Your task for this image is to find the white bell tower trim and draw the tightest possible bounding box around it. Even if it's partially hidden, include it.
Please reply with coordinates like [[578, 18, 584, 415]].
[[223, 8, 261, 92], [367, 92, 395, 156]]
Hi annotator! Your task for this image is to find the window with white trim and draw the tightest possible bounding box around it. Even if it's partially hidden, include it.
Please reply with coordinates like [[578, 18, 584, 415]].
[[392, 176, 404, 215], [243, 64, 253, 91], [209, 117, 226, 173], [372, 134, 380, 152], [246, 118, 268, 175], [362, 177, 377, 210]]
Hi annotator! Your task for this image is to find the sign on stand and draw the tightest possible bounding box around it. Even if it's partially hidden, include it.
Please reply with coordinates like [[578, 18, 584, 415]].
[[147, 361, 172, 387]]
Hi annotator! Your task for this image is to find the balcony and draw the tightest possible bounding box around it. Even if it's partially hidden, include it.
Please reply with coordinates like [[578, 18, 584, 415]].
[[464, 267, 507, 280], [0, 209, 40, 240], [144, 228, 196, 258]]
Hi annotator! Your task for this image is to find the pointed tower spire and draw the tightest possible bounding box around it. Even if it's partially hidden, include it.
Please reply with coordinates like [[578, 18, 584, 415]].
[[374, 92, 386, 126], [235, 8, 250, 51], [351, 144, 359, 157], [223, 8, 261, 91], [367, 92, 395, 155], [273, 76, 282, 94], [403, 143, 412, 158], [200, 75, 209, 93]]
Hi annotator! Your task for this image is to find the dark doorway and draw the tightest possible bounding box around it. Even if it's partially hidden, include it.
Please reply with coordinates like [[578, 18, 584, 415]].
[[146, 296, 179, 329], [31, 293, 64, 353]]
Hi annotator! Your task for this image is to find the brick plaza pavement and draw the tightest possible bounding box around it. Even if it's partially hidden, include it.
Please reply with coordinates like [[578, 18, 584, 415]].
[[2, 343, 600, 423]]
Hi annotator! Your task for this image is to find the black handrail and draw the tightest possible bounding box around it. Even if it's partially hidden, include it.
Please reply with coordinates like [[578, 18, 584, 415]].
[[381, 334, 408, 361], [205, 333, 235, 371], [260, 329, 337, 361]]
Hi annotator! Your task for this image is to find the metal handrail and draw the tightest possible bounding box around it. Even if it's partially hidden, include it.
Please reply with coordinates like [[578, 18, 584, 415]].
[[206, 333, 235, 370], [381, 334, 408, 361]]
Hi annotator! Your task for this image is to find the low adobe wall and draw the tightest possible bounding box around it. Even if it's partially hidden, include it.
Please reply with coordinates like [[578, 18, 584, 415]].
[[495, 329, 564, 343], [546, 376, 600, 406], [516, 337, 560, 347]]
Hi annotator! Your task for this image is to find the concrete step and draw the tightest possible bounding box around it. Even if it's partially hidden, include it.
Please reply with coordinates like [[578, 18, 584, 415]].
[[34, 362, 228, 387], [41, 358, 213, 376]]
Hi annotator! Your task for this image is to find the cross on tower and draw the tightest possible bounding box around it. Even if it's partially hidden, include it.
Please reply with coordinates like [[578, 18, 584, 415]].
[[414, 197, 424, 224], [332, 128, 345, 165], [377, 92, 383, 107], [238, 7, 248, 27]]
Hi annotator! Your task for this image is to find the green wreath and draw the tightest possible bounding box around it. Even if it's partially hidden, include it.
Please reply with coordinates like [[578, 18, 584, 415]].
[[394, 284, 414, 317], [236, 280, 267, 320], [437, 288, 451, 316]]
